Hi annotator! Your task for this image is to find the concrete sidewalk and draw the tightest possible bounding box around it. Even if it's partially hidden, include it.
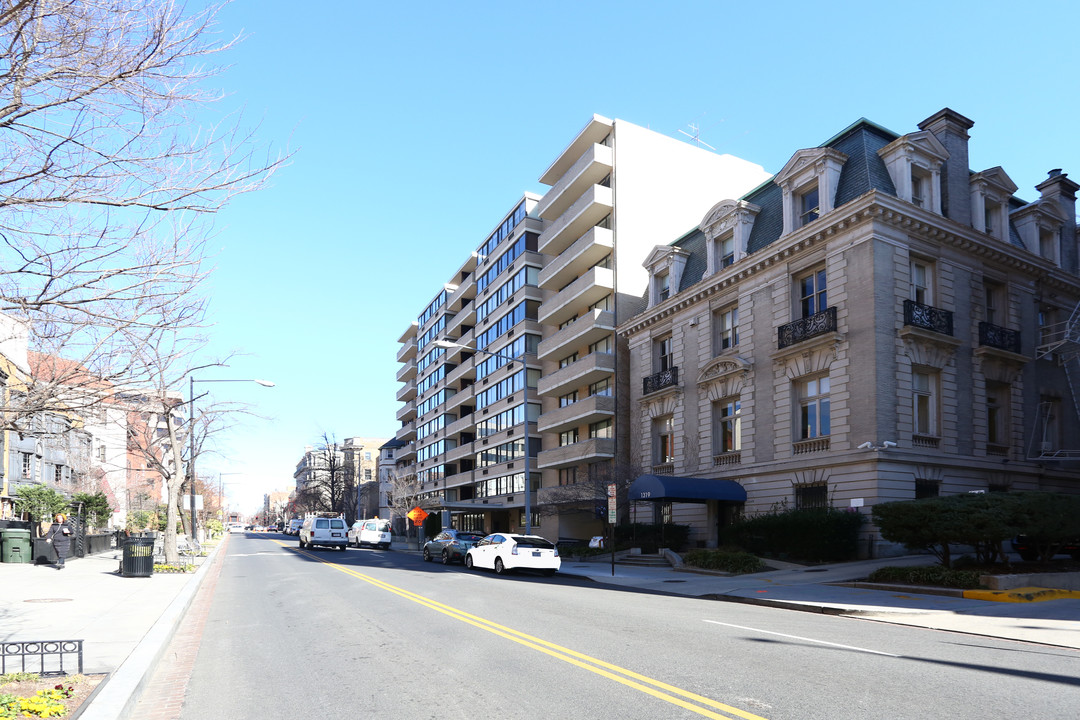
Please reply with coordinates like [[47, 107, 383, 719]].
[[554, 555, 1080, 649], [1, 534, 224, 720]]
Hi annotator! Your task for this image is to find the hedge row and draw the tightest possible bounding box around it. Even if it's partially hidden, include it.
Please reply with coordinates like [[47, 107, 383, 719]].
[[682, 548, 765, 574], [721, 506, 864, 562], [871, 492, 1080, 567]]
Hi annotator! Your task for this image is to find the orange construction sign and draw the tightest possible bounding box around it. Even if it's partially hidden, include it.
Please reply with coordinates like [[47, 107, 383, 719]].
[[407, 506, 428, 526]]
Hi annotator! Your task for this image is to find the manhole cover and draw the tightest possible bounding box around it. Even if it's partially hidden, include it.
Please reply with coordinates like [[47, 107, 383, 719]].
[[663, 580, 687, 583], [24, 598, 73, 603], [803, 568, 828, 573]]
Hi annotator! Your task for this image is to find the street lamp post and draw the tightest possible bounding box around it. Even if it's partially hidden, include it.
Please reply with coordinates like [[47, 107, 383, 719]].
[[432, 340, 534, 535], [188, 378, 275, 541]]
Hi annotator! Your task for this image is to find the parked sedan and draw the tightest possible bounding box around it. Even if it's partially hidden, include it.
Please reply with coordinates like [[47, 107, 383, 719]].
[[465, 533, 561, 576], [423, 529, 486, 565]]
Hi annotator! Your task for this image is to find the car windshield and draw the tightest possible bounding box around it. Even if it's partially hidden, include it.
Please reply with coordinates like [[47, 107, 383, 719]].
[[514, 537, 555, 549]]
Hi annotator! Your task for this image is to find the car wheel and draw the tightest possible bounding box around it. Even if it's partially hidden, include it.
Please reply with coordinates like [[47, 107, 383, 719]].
[[465, 554, 474, 569], [423, 548, 432, 562], [542, 569, 556, 577], [494, 557, 507, 575], [381, 543, 390, 550], [441, 550, 451, 565], [299, 539, 305, 548]]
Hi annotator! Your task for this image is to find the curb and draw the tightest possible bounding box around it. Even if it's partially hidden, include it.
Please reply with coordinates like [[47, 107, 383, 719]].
[[75, 537, 228, 720]]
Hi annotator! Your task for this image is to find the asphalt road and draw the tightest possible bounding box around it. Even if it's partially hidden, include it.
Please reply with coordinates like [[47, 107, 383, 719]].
[[179, 534, 1080, 720]]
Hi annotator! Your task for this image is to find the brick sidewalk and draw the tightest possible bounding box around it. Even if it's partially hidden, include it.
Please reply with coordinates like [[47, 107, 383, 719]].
[[129, 538, 227, 720]]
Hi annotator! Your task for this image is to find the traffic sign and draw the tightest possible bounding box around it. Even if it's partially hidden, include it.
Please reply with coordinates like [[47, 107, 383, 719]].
[[407, 506, 428, 526]]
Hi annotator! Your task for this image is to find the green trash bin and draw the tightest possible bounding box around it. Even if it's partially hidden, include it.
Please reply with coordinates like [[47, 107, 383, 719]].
[[122, 536, 155, 577], [1, 528, 32, 564]]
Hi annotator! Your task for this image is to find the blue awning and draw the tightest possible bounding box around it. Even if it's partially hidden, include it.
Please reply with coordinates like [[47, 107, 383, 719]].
[[628, 474, 747, 503]]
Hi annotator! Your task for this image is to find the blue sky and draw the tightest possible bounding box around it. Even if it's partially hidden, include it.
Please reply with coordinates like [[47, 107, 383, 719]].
[[195, 0, 1080, 512]]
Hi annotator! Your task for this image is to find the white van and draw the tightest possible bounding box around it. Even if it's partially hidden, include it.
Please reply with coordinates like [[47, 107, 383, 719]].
[[299, 513, 348, 550], [348, 518, 392, 550], [287, 518, 303, 536]]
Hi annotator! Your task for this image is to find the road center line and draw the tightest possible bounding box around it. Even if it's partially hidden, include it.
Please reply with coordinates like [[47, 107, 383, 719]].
[[277, 541, 770, 720], [703, 619, 900, 657]]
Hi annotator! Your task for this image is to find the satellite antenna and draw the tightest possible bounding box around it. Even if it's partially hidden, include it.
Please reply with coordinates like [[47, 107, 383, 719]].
[[678, 122, 716, 151]]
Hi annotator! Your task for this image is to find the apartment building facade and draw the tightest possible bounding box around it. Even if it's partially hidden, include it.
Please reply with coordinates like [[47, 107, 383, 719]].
[[393, 117, 770, 540], [621, 108, 1080, 554]]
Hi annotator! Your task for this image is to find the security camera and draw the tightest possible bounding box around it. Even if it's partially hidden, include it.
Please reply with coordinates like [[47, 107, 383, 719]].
[[882, 441, 897, 448], [857, 442, 872, 450]]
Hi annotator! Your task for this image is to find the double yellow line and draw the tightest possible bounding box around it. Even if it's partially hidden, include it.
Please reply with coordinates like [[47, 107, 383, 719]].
[[281, 542, 769, 720]]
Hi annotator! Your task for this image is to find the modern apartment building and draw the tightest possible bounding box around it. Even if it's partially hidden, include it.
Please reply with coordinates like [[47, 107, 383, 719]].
[[394, 116, 769, 540], [620, 108, 1080, 554], [532, 116, 770, 541]]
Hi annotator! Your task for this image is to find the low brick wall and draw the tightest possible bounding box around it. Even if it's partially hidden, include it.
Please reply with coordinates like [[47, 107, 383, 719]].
[[980, 571, 1080, 591]]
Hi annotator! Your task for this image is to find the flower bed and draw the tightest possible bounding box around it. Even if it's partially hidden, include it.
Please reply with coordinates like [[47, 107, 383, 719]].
[[0, 674, 104, 718]]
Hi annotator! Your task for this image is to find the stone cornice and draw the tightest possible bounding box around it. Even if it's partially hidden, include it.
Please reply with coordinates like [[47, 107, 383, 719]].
[[618, 191, 1080, 338]]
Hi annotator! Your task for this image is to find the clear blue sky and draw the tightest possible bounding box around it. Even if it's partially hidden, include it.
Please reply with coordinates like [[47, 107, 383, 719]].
[[196, 0, 1080, 513]]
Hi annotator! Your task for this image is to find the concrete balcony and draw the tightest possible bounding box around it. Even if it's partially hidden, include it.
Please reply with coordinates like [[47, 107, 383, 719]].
[[538, 226, 613, 292], [537, 185, 613, 257], [445, 298, 476, 337], [395, 420, 416, 442], [537, 310, 614, 361], [537, 351, 615, 398], [446, 275, 475, 313], [444, 411, 475, 440], [446, 357, 476, 387], [537, 394, 615, 435], [445, 439, 474, 465], [397, 339, 417, 363], [396, 359, 417, 383], [537, 437, 615, 470], [536, 143, 613, 222], [444, 386, 472, 415], [396, 442, 417, 463], [396, 402, 416, 423], [537, 266, 614, 328], [395, 378, 417, 402]]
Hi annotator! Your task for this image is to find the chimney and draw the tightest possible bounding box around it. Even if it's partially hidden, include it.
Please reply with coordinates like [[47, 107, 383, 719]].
[[918, 108, 975, 226], [1036, 169, 1080, 273]]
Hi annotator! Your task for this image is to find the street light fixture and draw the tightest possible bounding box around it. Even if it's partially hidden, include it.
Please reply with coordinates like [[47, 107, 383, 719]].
[[188, 377, 275, 540], [431, 339, 535, 535]]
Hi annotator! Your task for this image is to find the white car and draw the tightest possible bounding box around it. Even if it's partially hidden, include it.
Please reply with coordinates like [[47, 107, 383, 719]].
[[348, 519, 392, 549], [465, 533, 561, 576], [299, 515, 348, 550], [286, 518, 303, 536], [228, 523, 244, 534]]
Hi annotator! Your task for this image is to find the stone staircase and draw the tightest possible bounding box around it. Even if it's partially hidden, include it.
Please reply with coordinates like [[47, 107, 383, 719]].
[[617, 552, 671, 568]]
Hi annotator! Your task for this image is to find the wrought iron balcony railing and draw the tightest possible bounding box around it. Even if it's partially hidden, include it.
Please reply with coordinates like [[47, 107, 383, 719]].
[[978, 322, 1022, 354], [777, 307, 837, 349], [904, 299, 953, 336], [642, 366, 679, 395]]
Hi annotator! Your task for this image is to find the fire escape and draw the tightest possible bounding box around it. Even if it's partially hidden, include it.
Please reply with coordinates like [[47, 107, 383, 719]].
[[1030, 300, 1080, 459]]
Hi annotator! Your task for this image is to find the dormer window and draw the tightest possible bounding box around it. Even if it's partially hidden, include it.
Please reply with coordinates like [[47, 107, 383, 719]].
[[699, 199, 762, 276], [1040, 228, 1057, 263], [799, 184, 820, 226], [643, 245, 690, 309], [878, 131, 947, 214], [719, 234, 735, 268], [970, 167, 1018, 242], [774, 147, 847, 236], [1011, 194, 1065, 266]]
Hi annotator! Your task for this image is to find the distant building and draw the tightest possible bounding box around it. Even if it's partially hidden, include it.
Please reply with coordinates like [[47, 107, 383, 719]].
[[621, 108, 1080, 553]]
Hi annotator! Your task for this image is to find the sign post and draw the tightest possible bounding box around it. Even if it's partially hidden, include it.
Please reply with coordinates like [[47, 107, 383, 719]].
[[407, 506, 429, 551], [607, 483, 616, 576]]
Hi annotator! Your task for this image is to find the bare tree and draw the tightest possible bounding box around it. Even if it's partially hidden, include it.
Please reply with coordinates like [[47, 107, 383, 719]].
[[0, 0, 288, 427], [538, 460, 645, 528], [296, 434, 350, 518], [384, 468, 435, 537]]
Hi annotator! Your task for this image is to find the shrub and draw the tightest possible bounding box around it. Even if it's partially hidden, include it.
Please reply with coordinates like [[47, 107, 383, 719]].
[[722, 506, 864, 562], [867, 564, 985, 589], [683, 548, 765, 574]]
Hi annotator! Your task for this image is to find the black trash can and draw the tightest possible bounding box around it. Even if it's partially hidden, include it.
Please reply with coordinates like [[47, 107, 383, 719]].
[[122, 537, 155, 577]]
